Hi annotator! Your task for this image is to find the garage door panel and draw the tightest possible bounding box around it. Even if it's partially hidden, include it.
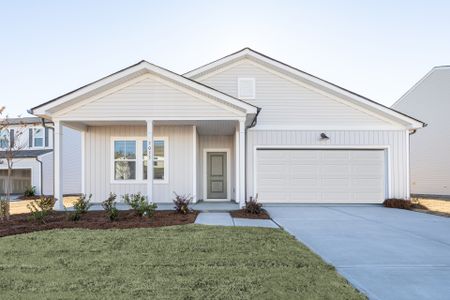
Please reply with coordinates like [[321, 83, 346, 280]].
[[256, 149, 386, 204]]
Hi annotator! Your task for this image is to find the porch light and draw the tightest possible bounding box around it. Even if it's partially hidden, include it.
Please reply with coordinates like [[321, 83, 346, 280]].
[[320, 133, 329, 140]]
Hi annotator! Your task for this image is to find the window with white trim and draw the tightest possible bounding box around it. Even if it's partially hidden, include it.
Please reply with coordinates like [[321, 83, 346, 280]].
[[0, 130, 8, 149], [238, 78, 255, 99], [33, 128, 44, 148], [112, 137, 168, 182]]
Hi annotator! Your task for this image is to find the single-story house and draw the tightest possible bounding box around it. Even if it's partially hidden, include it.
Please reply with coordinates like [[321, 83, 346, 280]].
[[392, 66, 449, 197], [30, 48, 424, 209], [0, 117, 81, 196]]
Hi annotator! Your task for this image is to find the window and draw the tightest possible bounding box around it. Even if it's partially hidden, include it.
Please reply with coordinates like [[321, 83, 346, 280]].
[[33, 128, 44, 147], [112, 137, 167, 183], [238, 78, 255, 99], [0, 130, 8, 149], [114, 140, 137, 180]]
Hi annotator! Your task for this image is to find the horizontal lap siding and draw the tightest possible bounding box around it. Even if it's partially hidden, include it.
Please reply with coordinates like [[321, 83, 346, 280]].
[[85, 125, 193, 203], [61, 75, 241, 119], [200, 60, 393, 127], [247, 130, 409, 200]]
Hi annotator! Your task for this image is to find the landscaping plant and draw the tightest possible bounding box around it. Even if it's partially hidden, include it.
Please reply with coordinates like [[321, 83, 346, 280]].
[[102, 193, 119, 221], [122, 192, 157, 217], [24, 186, 36, 198], [244, 193, 263, 214], [173, 192, 192, 214], [0, 198, 8, 222], [27, 196, 55, 224], [69, 194, 93, 221]]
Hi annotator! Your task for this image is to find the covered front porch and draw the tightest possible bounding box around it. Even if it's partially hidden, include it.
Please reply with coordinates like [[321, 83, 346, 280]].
[[53, 118, 248, 210]]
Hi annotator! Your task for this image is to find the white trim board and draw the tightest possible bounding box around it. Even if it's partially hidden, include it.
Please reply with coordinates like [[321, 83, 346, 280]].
[[202, 148, 231, 201]]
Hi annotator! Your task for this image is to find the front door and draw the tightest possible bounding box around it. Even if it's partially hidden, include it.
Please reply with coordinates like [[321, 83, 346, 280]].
[[207, 152, 227, 199]]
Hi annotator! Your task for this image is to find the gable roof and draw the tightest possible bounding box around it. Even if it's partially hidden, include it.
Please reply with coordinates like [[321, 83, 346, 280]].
[[392, 65, 450, 109], [184, 48, 425, 129], [30, 60, 259, 118]]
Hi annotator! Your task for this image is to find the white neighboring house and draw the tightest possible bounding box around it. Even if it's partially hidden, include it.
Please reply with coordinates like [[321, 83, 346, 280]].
[[30, 48, 424, 209], [392, 66, 450, 197], [0, 117, 81, 196]]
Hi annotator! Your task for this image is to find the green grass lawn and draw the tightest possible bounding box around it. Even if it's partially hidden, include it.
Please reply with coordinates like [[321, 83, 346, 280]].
[[0, 225, 364, 299]]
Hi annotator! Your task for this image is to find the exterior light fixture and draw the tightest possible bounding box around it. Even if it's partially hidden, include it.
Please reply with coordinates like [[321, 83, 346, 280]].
[[320, 133, 329, 140]]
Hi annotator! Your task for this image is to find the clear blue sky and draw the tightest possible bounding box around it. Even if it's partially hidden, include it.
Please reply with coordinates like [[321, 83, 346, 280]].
[[1, 0, 449, 116]]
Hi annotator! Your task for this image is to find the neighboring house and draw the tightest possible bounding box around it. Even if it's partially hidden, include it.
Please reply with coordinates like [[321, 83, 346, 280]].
[[30, 48, 424, 209], [392, 66, 450, 197], [0, 117, 81, 196]]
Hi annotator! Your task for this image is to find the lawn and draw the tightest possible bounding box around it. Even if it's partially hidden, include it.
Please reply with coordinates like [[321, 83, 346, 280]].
[[0, 225, 364, 299]]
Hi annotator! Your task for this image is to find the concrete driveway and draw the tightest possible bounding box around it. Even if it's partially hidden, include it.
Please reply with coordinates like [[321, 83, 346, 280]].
[[266, 205, 450, 300]]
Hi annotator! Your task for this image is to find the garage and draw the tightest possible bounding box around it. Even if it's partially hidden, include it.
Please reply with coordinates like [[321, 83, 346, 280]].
[[255, 149, 386, 203], [0, 169, 32, 195]]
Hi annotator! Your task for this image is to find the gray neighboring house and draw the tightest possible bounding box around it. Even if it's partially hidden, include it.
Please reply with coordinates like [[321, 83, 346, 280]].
[[30, 48, 424, 209], [0, 117, 81, 196], [392, 66, 450, 197]]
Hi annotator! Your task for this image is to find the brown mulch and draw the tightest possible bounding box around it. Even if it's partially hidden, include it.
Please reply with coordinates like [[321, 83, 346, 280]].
[[230, 209, 270, 219], [0, 210, 198, 238]]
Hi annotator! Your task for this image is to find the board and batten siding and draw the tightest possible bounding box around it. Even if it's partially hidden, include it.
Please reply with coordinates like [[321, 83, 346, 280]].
[[197, 135, 235, 200], [247, 130, 409, 200], [84, 125, 193, 202], [59, 75, 244, 119], [198, 59, 398, 128]]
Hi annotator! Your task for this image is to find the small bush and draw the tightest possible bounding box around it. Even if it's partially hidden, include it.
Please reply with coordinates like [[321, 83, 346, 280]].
[[383, 198, 412, 209], [24, 186, 36, 197], [27, 196, 55, 223], [173, 193, 192, 214], [69, 194, 93, 221], [122, 193, 157, 217], [244, 194, 263, 214], [102, 193, 119, 221]]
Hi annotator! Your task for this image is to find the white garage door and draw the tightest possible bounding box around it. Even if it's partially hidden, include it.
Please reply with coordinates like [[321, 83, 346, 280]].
[[256, 149, 386, 203]]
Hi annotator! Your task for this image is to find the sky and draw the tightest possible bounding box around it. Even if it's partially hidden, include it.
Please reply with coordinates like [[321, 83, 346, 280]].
[[0, 0, 449, 117]]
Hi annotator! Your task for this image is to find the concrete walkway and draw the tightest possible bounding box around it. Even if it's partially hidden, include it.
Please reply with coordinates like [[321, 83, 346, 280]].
[[266, 205, 450, 300], [195, 212, 278, 228]]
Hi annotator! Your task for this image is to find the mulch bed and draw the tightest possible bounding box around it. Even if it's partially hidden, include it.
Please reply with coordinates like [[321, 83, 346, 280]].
[[0, 210, 198, 238], [230, 209, 270, 219]]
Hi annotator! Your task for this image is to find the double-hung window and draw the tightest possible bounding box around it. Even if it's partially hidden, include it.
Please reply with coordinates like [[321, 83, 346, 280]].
[[113, 137, 167, 183], [32, 128, 44, 148], [0, 130, 8, 149]]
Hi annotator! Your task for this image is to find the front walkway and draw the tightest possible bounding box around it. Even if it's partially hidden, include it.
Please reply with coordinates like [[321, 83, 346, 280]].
[[195, 212, 278, 228], [266, 205, 450, 300]]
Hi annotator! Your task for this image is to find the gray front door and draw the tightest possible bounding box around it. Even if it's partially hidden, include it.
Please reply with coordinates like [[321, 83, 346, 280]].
[[207, 152, 227, 199]]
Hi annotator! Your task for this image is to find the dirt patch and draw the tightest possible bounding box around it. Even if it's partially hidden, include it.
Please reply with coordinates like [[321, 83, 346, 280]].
[[230, 209, 270, 219], [0, 210, 198, 237], [415, 198, 450, 216]]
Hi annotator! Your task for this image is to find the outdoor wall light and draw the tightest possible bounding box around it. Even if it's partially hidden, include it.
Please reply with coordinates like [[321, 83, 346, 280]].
[[320, 133, 329, 140]]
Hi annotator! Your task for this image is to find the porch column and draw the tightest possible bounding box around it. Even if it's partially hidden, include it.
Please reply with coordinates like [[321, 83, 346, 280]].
[[146, 120, 154, 203], [192, 125, 197, 203], [53, 120, 64, 210], [235, 125, 240, 204], [239, 119, 246, 207]]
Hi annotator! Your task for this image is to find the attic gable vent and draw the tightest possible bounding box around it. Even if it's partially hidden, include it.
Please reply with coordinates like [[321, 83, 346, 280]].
[[238, 78, 255, 99]]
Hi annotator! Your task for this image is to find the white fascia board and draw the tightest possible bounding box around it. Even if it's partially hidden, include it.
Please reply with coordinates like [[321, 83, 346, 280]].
[[32, 60, 257, 117]]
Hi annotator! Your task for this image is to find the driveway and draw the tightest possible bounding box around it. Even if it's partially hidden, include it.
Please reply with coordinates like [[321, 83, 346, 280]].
[[266, 205, 450, 300]]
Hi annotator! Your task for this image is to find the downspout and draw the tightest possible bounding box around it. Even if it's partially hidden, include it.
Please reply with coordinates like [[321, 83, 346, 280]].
[[244, 107, 261, 202]]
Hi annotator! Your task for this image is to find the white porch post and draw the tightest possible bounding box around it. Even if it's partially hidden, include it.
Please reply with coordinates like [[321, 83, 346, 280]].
[[192, 125, 197, 203], [235, 125, 240, 204], [53, 120, 64, 210], [146, 120, 154, 203], [239, 119, 246, 207]]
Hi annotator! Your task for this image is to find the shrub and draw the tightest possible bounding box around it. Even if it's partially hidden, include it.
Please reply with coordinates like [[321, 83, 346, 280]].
[[102, 193, 119, 221], [122, 193, 157, 217], [69, 194, 93, 221], [173, 193, 193, 214], [244, 194, 263, 214], [27, 196, 55, 223], [383, 198, 412, 209], [24, 186, 36, 197]]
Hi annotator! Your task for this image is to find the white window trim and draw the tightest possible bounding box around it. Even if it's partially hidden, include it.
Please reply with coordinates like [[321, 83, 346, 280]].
[[110, 136, 168, 184], [30, 127, 46, 149], [238, 78, 256, 99]]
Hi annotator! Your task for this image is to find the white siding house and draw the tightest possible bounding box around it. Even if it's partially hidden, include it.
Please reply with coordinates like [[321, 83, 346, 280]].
[[0, 118, 81, 196], [30, 48, 424, 209], [392, 66, 450, 197]]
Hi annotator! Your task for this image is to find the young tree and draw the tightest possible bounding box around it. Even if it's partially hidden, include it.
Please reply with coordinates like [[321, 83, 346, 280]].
[[0, 108, 28, 221]]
